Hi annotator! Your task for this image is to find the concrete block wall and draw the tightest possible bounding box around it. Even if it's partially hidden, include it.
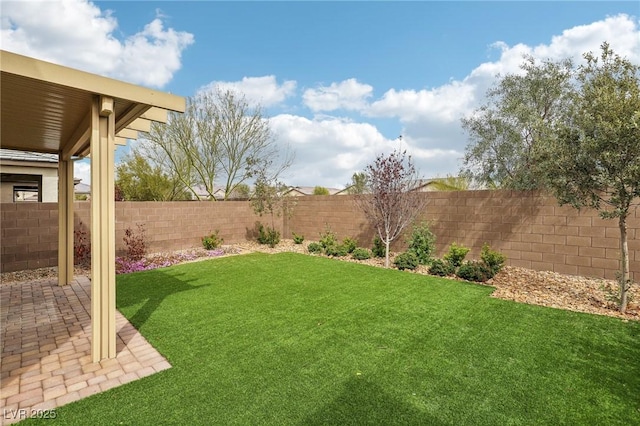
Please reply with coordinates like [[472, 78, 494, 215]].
[[286, 192, 639, 281], [1, 191, 638, 281]]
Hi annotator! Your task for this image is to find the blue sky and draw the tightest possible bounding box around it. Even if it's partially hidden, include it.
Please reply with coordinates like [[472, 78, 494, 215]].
[[2, 1, 639, 188]]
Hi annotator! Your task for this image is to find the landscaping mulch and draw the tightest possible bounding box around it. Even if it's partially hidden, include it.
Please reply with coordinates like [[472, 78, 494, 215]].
[[2, 239, 637, 321]]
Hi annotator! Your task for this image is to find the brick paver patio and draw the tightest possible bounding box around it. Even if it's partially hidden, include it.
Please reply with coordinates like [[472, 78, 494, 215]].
[[1, 276, 171, 425]]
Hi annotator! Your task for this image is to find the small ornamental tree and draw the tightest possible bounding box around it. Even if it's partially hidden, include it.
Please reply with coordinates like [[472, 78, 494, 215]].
[[539, 43, 640, 313], [355, 150, 426, 267]]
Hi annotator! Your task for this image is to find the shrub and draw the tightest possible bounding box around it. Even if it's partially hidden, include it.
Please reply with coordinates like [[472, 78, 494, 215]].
[[257, 223, 280, 247], [123, 223, 147, 261], [307, 242, 323, 254], [480, 243, 506, 276], [456, 261, 493, 283], [443, 242, 470, 269], [74, 221, 90, 265], [325, 244, 349, 257], [341, 237, 358, 254], [429, 258, 455, 276], [292, 232, 305, 244], [372, 236, 386, 258], [394, 252, 419, 271], [319, 225, 338, 250], [407, 222, 436, 265], [202, 230, 223, 250], [351, 247, 371, 260]]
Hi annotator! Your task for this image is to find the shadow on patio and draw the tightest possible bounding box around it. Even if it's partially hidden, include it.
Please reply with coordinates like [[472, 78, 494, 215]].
[[0, 276, 170, 425]]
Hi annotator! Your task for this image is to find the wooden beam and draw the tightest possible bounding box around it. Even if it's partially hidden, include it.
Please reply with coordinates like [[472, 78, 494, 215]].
[[61, 111, 90, 160], [126, 118, 151, 132], [141, 107, 168, 123], [115, 103, 151, 134], [116, 128, 138, 140]]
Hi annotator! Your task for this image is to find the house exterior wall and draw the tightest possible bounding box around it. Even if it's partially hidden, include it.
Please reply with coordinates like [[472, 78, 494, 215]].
[[0, 163, 58, 202], [1, 191, 638, 281]]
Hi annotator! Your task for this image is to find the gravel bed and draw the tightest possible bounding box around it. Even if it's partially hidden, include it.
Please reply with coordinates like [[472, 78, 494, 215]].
[[2, 239, 637, 321]]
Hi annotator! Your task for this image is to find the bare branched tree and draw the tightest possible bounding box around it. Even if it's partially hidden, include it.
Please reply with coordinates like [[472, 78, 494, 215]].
[[355, 150, 426, 267], [138, 89, 293, 200]]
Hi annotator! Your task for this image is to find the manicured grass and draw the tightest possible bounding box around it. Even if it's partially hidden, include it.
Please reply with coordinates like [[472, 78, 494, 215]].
[[25, 253, 640, 425]]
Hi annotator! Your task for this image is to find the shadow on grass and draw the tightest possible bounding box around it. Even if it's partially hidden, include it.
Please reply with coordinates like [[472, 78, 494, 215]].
[[301, 377, 437, 425], [116, 268, 209, 342]]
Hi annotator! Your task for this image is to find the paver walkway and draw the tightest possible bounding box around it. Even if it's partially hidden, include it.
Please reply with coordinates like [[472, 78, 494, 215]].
[[1, 276, 171, 425]]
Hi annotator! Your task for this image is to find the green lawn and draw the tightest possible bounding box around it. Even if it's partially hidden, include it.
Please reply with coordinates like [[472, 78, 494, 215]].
[[26, 253, 640, 425]]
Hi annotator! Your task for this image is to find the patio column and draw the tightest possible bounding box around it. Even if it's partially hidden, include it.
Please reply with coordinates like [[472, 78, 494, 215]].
[[90, 96, 117, 361], [57, 156, 75, 286]]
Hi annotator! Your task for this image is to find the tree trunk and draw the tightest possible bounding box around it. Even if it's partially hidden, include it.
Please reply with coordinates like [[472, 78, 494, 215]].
[[384, 238, 390, 268], [619, 216, 629, 313]]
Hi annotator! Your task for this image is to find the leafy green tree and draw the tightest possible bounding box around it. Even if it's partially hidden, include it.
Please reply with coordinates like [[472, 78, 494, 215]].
[[346, 172, 368, 194], [115, 152, 191, 201], [429, 175, 471, 191], [461, 56, 573, 189], [355, 150, 426, 268], [538, 43, 640, 312], [313, 186, 330, 195]]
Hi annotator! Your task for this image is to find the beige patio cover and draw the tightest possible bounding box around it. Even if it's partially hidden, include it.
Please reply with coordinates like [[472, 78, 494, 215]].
[[0, 50, 186, 361]]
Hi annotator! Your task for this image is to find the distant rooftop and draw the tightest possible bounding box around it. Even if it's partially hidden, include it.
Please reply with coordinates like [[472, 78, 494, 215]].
[[0, 149, 58, 163]]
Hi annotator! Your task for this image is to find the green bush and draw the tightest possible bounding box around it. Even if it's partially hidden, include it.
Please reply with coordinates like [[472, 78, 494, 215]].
[[307, 242, 323, 254], [407, 222, 436, 265], [351, 247, 372, 260], [202, 230, 223, 250], [372, 236, 386, 258], [319, 225, 338, 250], [325, 244, 349, 257], [341, 237, 358, 254], [292, 232, 305, 244], [456, 261, 493, 283], [443, 242, 470, 269], [394, 252, 419, 271], [480, 243, 506, 276], [428, 258, 454, 276], [257, 223, 280, 248]]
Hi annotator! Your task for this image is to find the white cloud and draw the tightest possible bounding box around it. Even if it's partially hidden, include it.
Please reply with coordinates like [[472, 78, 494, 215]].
[[199, 76, 297, 107], [303, 78, 373, 112], [269, 114, 460, 187], [74, 159, 91, 186], [367, 81, 476, 123], [0, 0, 193, 87]]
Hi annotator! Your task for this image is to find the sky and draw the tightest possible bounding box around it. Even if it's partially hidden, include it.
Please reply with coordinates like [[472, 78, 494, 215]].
[[2, 1, 639, 189]]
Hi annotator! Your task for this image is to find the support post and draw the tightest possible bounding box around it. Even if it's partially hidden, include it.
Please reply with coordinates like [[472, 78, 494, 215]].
[[57, 157, 75, 286], [90, 96, 117, 361]]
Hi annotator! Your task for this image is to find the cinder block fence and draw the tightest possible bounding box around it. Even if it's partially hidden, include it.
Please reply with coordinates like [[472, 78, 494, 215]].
[[1, 191, 638, 281]]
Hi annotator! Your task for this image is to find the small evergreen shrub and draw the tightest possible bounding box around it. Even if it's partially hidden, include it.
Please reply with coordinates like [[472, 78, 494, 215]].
[[429, 258, 454, 276], [480, 243, 506, 276], [394, 252, 419, 271], [292, 232, 305, 244], [443, 242, 470, 269], [351, 247, 372, 260], [307, 242, 323, 254], [372, 236, 386, 258], [257, 223, 280, 248], [456, 261, 493, 283], [407, 222, 436, 265], [325, 244, 349, 257], [341, 237, 358, 254], [123, 223, 147, 261], [319, 225, 338, 250], [202, 230, 223, 250]]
